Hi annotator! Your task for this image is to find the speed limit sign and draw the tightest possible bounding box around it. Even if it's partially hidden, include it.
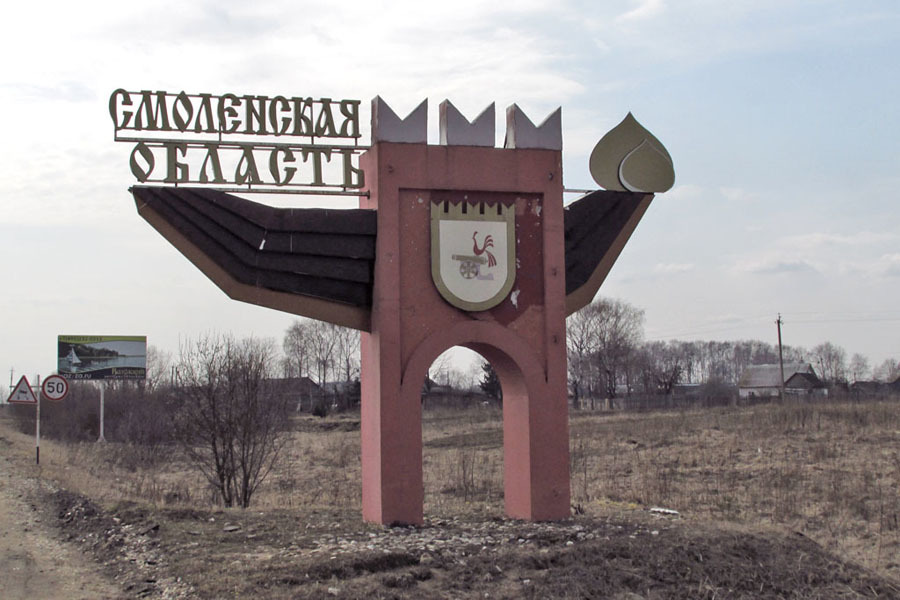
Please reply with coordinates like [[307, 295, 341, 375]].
[[42, 375, 69, 402]]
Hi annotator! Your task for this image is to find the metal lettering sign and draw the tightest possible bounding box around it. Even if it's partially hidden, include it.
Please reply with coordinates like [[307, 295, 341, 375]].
[[430, 201, 516, 311], [109, 90, 365, 194]]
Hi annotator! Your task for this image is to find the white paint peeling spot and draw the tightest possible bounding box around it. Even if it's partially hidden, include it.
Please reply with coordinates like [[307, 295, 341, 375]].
[[516, 258, 521, 269], [259, 238, 266, 250], [417, 197, 424, 204], [510, 289, 521, 308], [533, 204, 542, 217]]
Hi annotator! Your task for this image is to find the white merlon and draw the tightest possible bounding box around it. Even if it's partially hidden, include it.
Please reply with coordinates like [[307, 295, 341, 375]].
[[439, 100, 495, 147], [503, 104, 562, 150], [371, 96, 427, 143]]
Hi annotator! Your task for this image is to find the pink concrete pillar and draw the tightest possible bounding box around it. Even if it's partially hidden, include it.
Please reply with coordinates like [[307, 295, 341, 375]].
[[360, 141, 570, 525], [481, 346, 570, 521], [360, 144, 424, 526]]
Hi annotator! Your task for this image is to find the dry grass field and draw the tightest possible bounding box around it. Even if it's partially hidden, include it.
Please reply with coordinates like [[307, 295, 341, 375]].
[[568, 401, 900, 579], [2, 397, 899, 598]]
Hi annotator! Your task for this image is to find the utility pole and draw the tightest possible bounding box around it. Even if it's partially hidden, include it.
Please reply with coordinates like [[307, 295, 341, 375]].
[[776, 314, 785, 402]]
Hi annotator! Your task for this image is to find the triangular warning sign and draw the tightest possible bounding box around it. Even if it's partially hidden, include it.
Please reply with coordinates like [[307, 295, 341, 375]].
[[7, 375, 37, 404]]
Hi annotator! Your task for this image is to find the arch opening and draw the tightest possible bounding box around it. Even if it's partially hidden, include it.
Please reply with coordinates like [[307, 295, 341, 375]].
[[420, 346, 507, 517], [364, 318, 570, 525]]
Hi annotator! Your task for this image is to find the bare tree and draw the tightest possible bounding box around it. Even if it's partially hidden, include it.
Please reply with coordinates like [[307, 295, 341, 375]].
[[641, 341, 684, 395], [332, 324, 360, 382], [172, 334, 289, 508], [282, 320, 312, 379], [283, 319, 360, 382], [848, 353, 870, 383], [872, 358, 900, 383], [567, 306, 599, 409], [145, 345, 173, 392], [566, 297, 644, 407], [428, 350, 455, 387], [812, 342, 847, 384]]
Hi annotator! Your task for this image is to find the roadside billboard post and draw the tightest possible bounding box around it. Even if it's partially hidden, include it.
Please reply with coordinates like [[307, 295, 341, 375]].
[[98, 383, 106, 443]]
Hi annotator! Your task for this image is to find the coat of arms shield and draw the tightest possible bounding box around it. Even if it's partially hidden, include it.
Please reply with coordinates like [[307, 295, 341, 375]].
[[430, 201, 516, 311]]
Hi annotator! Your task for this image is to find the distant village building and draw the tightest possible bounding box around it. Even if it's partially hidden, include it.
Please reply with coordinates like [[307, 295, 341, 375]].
[[849, 380, 887, 399], [738, 363, 823, 399], [264, 377, 321, 412], [850, 377, 900, 400], [320, 380, 361, 410], [784, 371, 827, 397]]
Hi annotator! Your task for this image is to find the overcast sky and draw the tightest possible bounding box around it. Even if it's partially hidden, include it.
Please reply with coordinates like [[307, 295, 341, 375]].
[[2, 0, 899, 390]]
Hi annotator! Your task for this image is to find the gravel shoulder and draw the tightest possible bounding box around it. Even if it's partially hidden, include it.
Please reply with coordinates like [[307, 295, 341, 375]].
[[0, 434, 121, 600]]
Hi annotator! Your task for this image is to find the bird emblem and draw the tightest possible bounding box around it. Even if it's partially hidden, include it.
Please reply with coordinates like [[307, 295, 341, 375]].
[[472, 231, 497, 268]]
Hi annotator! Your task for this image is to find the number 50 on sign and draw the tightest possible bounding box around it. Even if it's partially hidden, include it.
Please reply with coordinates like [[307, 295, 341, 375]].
[[42, 375, 69, 401]]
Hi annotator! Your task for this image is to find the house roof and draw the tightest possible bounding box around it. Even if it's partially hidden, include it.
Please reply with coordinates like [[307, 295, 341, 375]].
[[785, 371, 824, 389], [850, 381, 885, 392], [738, 363, 814, 389], [265, 377, 321, 395]]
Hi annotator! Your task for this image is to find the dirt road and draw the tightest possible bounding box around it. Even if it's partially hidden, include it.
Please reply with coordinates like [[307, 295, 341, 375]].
[[0, 435, 121, 600]]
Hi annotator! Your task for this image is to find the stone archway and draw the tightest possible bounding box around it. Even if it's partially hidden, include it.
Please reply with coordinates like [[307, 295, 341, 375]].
[[392, 321, 570, 523]]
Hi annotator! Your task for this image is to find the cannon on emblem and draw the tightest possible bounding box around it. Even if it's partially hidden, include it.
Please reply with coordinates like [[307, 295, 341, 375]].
[[450, 254, 487, 279]]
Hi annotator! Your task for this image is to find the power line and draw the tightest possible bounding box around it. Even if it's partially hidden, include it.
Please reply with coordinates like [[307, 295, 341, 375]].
[[788, 317, 900, 324], [647, 312, 900, 340]]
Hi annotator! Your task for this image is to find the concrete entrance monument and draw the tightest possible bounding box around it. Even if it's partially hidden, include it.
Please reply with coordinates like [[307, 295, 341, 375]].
[[114, 90, 674, 525]]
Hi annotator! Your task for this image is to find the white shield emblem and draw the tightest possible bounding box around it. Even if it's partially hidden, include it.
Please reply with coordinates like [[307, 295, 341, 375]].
[[431, 201, 516, 311]]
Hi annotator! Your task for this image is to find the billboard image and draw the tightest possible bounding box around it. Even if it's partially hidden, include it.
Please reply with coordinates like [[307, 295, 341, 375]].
[[57, 335, 147, 380]]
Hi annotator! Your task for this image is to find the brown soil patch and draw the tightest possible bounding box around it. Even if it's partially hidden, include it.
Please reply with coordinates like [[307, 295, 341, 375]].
[[42, 488, 899, 599]]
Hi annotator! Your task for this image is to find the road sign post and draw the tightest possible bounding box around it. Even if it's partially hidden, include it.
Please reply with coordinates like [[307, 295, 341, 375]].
[[36, 375, 40, 465], [6, 375, 40, 464]]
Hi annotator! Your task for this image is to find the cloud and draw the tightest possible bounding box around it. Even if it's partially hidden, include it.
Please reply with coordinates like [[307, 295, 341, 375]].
[[876, 253, 900, 278], [665, 184, 704, 202], [719, 187, 759, 203], [615, 0, 666, 23], [738, 258, 819, 275], [654, 262, 694, 273], [781, 231, 898, 251], [728, 230, 900, 281], [0, 82, 95, 103]]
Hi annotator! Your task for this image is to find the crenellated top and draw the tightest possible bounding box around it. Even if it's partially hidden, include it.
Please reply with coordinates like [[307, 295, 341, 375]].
[[371, 97, 561, 150]]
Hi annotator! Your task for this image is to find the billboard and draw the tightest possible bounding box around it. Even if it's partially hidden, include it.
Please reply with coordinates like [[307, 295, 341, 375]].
[[57, 335, 147, 380]]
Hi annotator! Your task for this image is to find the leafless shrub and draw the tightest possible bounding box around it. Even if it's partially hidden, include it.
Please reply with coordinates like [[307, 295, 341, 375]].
[[170, 333, 290, 508]]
